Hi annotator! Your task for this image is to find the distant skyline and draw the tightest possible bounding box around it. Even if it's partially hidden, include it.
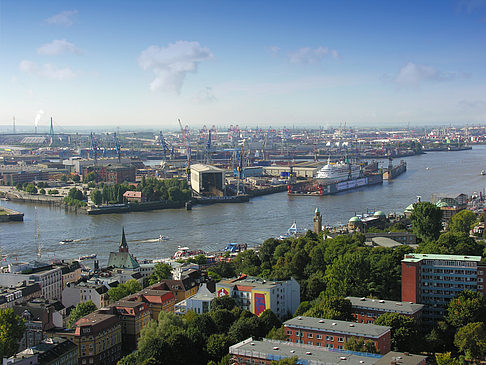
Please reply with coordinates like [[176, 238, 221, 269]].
[[1, 0, 485, 129]]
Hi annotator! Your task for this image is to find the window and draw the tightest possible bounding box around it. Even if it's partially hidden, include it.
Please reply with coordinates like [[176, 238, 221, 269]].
[[316, 342, 321, 346], [286, 330, 292, 335], [307, 341, 313, 345], [338, 345, 343, 350], [338, 337, 344, 342], [316, 334, 322, 340], [307, 333, 313, 338]]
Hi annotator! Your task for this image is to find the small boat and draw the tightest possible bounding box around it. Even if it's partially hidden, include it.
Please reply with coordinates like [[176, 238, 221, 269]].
[[481, 170, 485, 176], [173, 246, 204, 259], [279, 221, 304, 239], [59, 239, 74, 245], [79, 254, 97, 261], [223, 242, 247, 253], [159, 235, 169, 241]]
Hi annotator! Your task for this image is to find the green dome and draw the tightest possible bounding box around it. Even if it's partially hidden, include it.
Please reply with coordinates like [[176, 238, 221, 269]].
[[374, 211, 386, 217], [436, 200, 449, 208], [349, 216, 361, 223]]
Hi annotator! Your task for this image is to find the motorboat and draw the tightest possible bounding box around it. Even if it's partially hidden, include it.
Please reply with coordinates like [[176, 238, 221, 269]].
[[173, 246, 204, 259], [79, 254, 97, 261], [59, 239, 74, 245], [481, 170, 485, 176]]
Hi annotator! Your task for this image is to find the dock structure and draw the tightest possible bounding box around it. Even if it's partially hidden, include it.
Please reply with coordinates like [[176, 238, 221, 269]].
[[383, 159, 406, 180], [0, 207, 23, 222]]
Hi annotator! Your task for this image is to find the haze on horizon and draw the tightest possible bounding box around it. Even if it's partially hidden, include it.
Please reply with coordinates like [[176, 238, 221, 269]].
[[0, 0, 485, 129]]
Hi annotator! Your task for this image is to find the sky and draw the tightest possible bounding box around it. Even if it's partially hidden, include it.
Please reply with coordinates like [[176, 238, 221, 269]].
[[0, 0, 485, 130]]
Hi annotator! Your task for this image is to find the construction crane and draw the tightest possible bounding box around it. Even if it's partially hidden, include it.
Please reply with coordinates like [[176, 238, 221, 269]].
[[89, 132, 98, 164], [178, 118, 191, 181], [113, 132, 121, 163], [205, 130, 212, 164]]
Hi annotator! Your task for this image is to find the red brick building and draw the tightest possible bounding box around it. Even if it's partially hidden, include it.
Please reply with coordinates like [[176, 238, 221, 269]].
[[82, 165, 136, 184], [284, 316, 391, 355], [346, 297, 423, 324]]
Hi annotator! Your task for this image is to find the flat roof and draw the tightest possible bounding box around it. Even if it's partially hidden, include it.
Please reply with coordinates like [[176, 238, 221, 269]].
[[284, 317, 391, 338], [402, 253, 481, 263], [230, 338, 382, 365], [218, 276, 290, 290], [346, 297, 424, 315], [374, 352, 427, 365], [190, 163, 225, 173]]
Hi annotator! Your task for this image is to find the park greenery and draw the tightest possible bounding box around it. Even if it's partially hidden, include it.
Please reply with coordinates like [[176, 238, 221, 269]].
[[89, 177, 191, 205], [63, 187, 87, 207]]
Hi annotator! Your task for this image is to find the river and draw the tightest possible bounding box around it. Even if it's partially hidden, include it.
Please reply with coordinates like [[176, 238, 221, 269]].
[[1, 146, 485, 264]]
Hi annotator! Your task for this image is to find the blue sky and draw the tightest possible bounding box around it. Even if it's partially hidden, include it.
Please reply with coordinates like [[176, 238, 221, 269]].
[[1, 0, 485, 129]]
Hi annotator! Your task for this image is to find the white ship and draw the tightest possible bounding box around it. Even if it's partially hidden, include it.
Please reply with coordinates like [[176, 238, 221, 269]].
[[316, 158, 361, 182]]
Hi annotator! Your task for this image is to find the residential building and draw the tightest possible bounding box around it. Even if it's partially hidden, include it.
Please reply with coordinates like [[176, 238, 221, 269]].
[[402, 253, 483, 323], [157, 277, 201, 303], [346, 297, 424, 324], [109, 300, 151, 352], [72, 312, 122, 365], [216, 275, 300, 321], [54, 260, 82, 290], [175, 283, 215, 315], [62, 280, 110, 310], [13, 299, 65, 350], [229, 338, 384, 365], [122, 191, 146, 203], [126, 285, 175, 320], [0, 281, 42, 309], [284, 316, 391, 354], [4, 337, 77, 365], [0, 264, 62, 300]]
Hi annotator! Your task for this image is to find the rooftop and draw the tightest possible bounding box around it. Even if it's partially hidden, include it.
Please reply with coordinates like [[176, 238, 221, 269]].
[[346, 297, 424, 315], [190, 163, 225, 173], [374, 352, 427, 365], [284, 317, 391, 338], [402, 253, 481, 263], [230, 338, 382, 365]]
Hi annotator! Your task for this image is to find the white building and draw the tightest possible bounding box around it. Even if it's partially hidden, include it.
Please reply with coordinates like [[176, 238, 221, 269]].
[[175, 283, 215, 315], [216, 275, 300, 320], [0, 265, 62, 300]]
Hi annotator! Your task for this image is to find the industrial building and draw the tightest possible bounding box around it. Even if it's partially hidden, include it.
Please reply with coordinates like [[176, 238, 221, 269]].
[[190, 164, 225, 196]]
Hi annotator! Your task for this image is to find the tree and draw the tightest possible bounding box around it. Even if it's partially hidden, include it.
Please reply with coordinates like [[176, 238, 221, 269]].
[[374, 313, 419, 352], [270, 357, 299, 365], [148, 263, 172, 285], [211, 296, 237, 311], [435, 352, 460, 365], [266, 326, 287, 340], [449, 210, 477, 235], [0, 308, 25, 359], [259, 309, 281, 336], [345, 336, 365, 352], [90, 189, 102, 205], [68, 301, 97, 328], [68, 187, 84, 201], [304, 296, 353, 321], [410, 202, 443, 241], [107, 280, 141, 302], [445, 290, 486, 329], [206, 333, 230, 362], [85, 172, 96, 182], [39, 188, 46, 195], [72, 174, 80, 182], [228, 315, 261, 342], [25, 183, 37, 194], [454, 322, 486, 361], [210, 309, 236, 333], [60, 174, 68, 182]]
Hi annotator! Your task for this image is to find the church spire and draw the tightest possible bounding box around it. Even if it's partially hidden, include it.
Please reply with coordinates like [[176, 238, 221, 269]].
[[119, 227, 129, 253]]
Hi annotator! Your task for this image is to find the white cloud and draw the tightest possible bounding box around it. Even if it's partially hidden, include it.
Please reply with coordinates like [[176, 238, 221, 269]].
[[138, 41, 213, 93], [37, 39, 82, 56], [19, 60, 76, 80], [267, 45, 281, 56], [45, 10, 78, 27], [288, 46, 339, 64], [195, 87, 216, 103], [391, 62, 455, 88]]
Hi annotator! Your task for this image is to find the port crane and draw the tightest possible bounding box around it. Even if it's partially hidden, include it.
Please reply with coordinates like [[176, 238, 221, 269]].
[[89, 132, 99, 164], [178, 118, 191, 181], [113, 132, 121, 163]]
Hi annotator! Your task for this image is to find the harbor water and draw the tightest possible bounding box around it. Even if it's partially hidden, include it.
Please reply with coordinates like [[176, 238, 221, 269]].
[[1, 146, 485, 264]]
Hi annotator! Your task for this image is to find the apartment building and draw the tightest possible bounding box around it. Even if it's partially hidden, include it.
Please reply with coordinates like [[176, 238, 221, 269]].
[[284, 317, 391, 355], [402, 253, 484, 322], [216, 275, 300, 320], [346, 297, 424, 324]]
